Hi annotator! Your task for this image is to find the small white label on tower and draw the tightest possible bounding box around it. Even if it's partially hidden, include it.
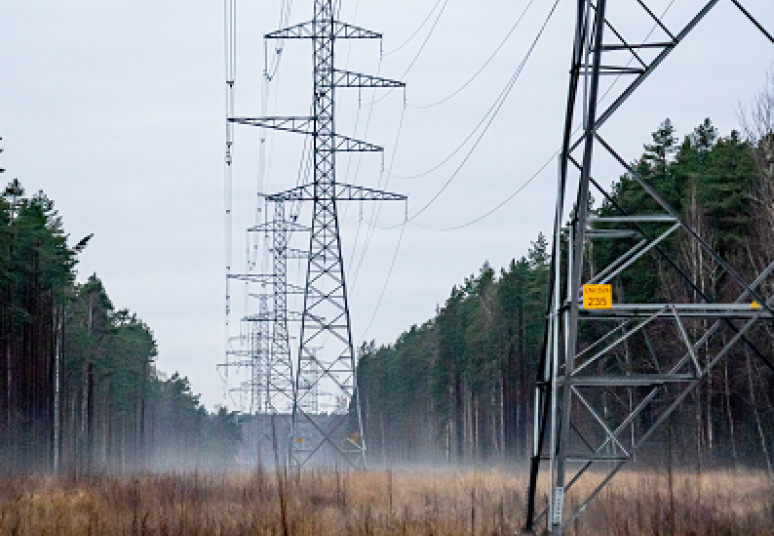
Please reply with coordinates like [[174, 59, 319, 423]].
[[551, 487, 565, 526]]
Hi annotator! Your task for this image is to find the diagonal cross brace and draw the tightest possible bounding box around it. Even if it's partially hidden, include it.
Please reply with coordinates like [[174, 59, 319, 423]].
[[568, 0, 720, 155]]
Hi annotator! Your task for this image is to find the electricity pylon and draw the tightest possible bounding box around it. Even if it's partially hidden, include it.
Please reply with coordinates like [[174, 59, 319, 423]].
[[222, 201, 308, 417], [248, 292, 271, 414], [248, 201, 311, 417], [231, 0, 406, 469], [221, 317, 268, 414], [524, 1, 774, 534]]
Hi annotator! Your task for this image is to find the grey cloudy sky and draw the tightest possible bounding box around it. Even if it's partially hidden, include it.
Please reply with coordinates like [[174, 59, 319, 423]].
[[1, 0, 772, 409]]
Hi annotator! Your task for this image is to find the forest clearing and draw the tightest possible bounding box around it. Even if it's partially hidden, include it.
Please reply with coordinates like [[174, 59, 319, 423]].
[[2, 0, 774, 534], [0, 469, 771, 536]]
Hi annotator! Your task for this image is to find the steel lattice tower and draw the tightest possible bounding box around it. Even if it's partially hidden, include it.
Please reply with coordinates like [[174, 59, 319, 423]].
[[247, 202, 310, 417], [249, 292, 271, 413], [231, 0, 405, 469], [226, 206, 310, 466], [226, 206, 307, 419], [220, 297, 270, 415], [524, 1, 774, 534]]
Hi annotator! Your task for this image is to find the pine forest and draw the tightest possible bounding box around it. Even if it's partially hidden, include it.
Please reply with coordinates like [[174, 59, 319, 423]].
[[0, 177, 240, 474]]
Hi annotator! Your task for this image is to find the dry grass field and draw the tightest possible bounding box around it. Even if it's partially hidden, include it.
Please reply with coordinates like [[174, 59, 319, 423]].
[[0, 468, 771, 535]]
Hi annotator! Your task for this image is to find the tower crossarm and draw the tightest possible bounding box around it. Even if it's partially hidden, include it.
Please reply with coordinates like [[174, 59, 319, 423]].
[[230, 330, 289, 342], [228, 273, 273, 285], [229, 275, 306, 295], [334, 136, 382, 152], [241, 311, 271, 321], [230, 117, 382, 152], [217, 359, 253, 367], [248, 220, 311, 234], [245, 311, 303, 322], [266, 21, 381, 40], [247, 285, 305, 297], [272, 247, 309, 260], [333, 69, 405, 88], [266, 182, 406, 202], [228, 116, 314, 135], [244, 311, 328, 324]]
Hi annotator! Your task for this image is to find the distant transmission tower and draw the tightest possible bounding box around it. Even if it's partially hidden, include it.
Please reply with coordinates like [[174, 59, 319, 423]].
[[231, 0, 406, 469], [221, 201, 307, 416], [525, 1, 774, 534], [247, 201, 310, 416], [220, 282, 277, 415]]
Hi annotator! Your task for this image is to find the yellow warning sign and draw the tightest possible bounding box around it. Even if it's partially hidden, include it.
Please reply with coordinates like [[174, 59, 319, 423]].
[[752, 301, 762, 310], [583, 284, 612, 310]]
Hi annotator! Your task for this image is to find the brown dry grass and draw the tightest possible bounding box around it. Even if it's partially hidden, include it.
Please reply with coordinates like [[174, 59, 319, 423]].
[[574, 470, 774, 536], [0, 469, 771, 535]]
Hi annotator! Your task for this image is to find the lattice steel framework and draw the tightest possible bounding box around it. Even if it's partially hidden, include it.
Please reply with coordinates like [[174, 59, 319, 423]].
[[251, 293, 271, 413], [220, 297, 270, 415], [231, 0, 405, 469], [220, 284, 274, 414], [525, 1, 774, 534], [247, 203, 311, 417]]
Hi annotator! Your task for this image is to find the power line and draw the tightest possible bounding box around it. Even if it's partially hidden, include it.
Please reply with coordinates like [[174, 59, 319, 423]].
[[414, 150, 556, 232], [358, 215, 408, 342], [390, 0, 559, 182], [390, 0, 674, 232], [343, 56, 392, 292], [408, 0, 539, 109], [224, 0, 236, 350], [389, 110, 496, 181], [404, 0, 561, 224], [340, 57, 382, 224], [264, 0, 295, 81], [382, 0, 447, 56], [229, 0, 300, 411], [368, 0, 451, 106], [399, 65, 641, 232], [394, 0, 450, 80], [350, 100, 411, 343], [338, 62, 409, 322], [349, 98, 408, 293]]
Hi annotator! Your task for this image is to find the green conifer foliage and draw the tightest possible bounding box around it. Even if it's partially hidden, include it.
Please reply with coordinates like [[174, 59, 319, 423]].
[[357, 120, 774, 469], [0, 179, 241, 473]]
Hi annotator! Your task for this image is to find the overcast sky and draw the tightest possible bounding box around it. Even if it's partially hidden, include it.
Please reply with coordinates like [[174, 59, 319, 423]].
[[1, 0, 772, 409]]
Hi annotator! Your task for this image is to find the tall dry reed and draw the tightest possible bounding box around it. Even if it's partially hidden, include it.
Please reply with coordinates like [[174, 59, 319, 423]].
[[0, 469, 770, 535]]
